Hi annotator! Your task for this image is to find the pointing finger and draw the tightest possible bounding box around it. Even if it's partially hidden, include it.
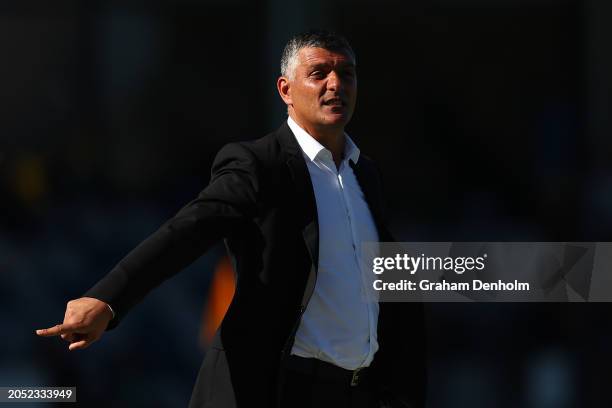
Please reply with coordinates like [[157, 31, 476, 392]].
[[35, 323, 82, 337]]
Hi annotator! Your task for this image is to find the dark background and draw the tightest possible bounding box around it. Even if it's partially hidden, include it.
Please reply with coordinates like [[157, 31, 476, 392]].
[[2, 0, 612, 407]]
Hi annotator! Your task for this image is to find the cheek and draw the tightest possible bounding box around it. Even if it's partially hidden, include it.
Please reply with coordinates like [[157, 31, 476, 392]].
[[292, 83, 322, 111], [301, 92, 321, 110]]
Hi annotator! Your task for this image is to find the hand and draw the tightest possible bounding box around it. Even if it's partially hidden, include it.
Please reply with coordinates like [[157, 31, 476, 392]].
[[35, 297, 114, 351]]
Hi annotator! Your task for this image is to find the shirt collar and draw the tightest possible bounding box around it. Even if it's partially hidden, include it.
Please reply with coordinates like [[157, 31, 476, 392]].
[[287, 116, 360, 165]]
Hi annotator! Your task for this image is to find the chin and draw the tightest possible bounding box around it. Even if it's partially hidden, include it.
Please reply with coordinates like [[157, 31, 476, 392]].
[[322, 114, 350, 127]]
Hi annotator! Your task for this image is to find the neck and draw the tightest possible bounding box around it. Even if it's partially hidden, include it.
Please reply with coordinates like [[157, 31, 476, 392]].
[[289, 113, 345, 167]]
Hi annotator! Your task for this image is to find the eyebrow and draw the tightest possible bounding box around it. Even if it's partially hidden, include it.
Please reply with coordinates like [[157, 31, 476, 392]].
[[307, 62, 356, 71]]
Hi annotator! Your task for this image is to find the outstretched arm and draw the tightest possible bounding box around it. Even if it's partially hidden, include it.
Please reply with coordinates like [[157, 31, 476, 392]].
[[36, 143, 260, 349]]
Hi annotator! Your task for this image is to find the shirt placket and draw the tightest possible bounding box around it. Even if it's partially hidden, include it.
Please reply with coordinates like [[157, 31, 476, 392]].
[[337, 162, 376, 367]]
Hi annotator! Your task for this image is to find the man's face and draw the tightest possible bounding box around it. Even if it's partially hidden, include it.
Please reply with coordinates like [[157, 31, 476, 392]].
[[279, 46, 357, 133]]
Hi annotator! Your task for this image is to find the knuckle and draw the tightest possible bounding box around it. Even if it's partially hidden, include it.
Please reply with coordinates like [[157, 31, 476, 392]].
[[66, 317, 85, 326]]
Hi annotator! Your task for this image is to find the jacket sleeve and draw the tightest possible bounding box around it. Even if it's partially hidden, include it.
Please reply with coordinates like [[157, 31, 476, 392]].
[[365, 159, 427, 408], [83, 143, 260, 330], [373, 302, 427, 408]]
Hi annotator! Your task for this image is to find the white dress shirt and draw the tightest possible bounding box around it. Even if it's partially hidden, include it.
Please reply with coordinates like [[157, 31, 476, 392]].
[[287, 116, 380, 370]]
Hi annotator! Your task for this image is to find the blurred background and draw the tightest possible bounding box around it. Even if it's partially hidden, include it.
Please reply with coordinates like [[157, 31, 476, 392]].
[[1, 0, 612, 406]]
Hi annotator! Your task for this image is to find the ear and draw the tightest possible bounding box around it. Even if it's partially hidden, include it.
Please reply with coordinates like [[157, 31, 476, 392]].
[[277, 76, 292, 106]]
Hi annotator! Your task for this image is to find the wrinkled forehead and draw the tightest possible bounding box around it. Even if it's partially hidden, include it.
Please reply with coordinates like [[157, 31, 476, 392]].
[[297, 46, 356, 68]]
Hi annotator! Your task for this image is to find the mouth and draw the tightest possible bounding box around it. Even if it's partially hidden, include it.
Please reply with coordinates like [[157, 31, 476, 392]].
[[322, 97, 345, 107]]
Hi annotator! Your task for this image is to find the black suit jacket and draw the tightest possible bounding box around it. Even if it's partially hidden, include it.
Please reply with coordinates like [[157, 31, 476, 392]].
[[84, 122, 426, 408]]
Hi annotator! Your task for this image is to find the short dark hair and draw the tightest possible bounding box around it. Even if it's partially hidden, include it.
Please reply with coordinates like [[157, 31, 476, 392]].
[[280, 30, 356, 78]]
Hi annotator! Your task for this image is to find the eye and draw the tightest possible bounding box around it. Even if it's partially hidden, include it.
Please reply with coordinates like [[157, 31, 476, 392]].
[[343, 69, 356, 78], [310, 71, 325, 79]]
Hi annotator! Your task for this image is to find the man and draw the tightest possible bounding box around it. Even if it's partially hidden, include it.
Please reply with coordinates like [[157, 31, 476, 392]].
[[36, 30, 426, 408]]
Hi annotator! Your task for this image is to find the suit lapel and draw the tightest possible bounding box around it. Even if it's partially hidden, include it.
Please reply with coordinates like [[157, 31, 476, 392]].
[[350, 159, 389, 240], [286, 156, 319, 270], [276, 123, 320, 274]]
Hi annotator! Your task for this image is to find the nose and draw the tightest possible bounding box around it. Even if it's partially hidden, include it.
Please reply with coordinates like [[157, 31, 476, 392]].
[[326, 71, 341, 91]]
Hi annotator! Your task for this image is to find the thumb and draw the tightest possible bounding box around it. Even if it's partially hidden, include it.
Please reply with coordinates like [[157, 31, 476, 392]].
[[68, 339, 91, 351]]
